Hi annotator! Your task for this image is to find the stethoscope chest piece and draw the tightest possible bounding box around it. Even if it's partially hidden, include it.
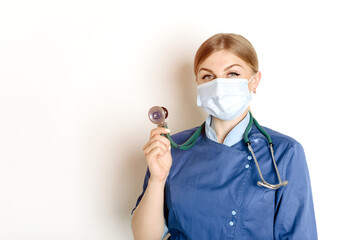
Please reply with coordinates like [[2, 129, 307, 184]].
[[148, 106, 168, 126], [148, 106, 205, 150]]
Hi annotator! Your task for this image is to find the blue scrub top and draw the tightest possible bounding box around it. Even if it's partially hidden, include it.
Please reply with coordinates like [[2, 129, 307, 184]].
[[132, 120, 317, 239]]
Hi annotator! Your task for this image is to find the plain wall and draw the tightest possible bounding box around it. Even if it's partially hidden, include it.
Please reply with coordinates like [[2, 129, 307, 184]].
[[1, 0, 359, 239]]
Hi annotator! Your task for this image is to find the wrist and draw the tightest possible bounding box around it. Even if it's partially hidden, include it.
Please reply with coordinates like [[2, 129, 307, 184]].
[[149, 176, 167, 186]]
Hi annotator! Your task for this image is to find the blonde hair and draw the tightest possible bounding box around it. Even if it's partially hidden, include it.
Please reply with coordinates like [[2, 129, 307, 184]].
[[194, 33, 258, 75]]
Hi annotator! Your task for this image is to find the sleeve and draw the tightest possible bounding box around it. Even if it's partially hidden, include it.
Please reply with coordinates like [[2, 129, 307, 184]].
[[274, 142, 318, 240], [131, 167, 151, 215], [131, 167, 169, 239]]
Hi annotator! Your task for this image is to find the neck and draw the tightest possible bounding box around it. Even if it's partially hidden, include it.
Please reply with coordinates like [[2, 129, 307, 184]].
[[212, 107, 250, 144]]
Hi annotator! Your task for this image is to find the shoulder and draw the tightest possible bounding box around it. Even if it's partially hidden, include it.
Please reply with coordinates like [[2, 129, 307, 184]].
[[261, 125, 301, 146], [259, 127, 313, 193], [259, 126, 308, 171], [259, 125, 304, 152]]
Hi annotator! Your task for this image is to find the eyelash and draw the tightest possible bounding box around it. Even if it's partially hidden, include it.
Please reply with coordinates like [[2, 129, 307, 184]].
[[228, 72, 240, 77], [201, 72, 240, 80], [202, 75, 213, 80]]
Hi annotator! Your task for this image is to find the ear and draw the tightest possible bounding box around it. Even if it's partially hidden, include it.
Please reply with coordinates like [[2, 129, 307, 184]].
[[251, 71, 261, 93]]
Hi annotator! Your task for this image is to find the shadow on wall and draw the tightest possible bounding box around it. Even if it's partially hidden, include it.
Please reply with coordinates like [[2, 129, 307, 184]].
[[168, 61, 207, 133], [113, 60, 206, 230], [120, 144, 147, 216]]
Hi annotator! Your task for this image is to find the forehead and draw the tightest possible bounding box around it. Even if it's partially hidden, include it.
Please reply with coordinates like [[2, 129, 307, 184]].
[[199, 50, 249, 69]]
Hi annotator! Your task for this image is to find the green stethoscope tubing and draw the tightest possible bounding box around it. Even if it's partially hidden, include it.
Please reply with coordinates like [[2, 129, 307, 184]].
[[244, 112, 288, 189], [163, 122, 205, 150], [243, 111, 272, 145], [163, 111, 288, 189]]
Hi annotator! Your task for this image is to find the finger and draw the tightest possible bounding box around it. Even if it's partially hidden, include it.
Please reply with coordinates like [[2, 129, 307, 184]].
[[143, 137, 171, 155], [150, 127, 171, 138], [146, 146, 166, 164], [143, 128, 171, 152], [144, 139, 169, 155], [149, 134, 171, 148]]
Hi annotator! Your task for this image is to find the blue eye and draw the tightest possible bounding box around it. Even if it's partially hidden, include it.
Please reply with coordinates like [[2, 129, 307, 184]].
[[228, 72, 240, 77]]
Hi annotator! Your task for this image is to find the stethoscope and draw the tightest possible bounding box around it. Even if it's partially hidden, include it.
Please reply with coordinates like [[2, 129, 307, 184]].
[[148, 106, 288, 190]]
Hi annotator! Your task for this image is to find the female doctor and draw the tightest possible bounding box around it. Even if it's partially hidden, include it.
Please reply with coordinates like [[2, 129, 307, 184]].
[[131, 33, 317, 240]]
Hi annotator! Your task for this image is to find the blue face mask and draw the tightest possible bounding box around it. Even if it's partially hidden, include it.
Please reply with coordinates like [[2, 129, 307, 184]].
[[196, 75, 255, 120]]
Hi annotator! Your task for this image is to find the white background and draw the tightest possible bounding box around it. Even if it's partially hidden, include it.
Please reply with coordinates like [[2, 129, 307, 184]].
[[1, 0, 359, 239]]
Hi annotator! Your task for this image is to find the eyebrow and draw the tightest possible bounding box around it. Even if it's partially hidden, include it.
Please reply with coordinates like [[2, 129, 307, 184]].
[[198, 64, 244, 73]]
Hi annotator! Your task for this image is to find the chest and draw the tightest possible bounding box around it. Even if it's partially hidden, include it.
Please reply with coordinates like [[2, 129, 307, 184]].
[[165, 137, 281, 239]]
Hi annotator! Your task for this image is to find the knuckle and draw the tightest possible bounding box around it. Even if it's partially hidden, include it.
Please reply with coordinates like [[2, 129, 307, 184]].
[[153, 146, 161, 153], [153, 135, 161, 140], [150, 134, 161, 141], [154, 141, 163, 148], [160, 135, 169, 144], [157, 145, 165, 152], [150, 127, 159, 135], [158, 138, 165, 145]]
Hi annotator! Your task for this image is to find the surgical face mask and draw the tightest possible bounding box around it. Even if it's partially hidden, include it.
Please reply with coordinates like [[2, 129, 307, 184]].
[[196, 75, 255, 121]]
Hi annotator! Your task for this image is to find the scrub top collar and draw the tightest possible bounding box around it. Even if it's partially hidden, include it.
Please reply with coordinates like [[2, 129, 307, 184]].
[[205, 111, 251, 147]]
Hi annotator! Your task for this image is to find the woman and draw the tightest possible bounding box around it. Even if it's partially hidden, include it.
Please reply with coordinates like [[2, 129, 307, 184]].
[[131, 33, 317, 240]]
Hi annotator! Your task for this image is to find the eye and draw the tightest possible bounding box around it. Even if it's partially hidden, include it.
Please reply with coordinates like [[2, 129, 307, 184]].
[[202, 74, 214, 80], [227, 72, 240, 78]]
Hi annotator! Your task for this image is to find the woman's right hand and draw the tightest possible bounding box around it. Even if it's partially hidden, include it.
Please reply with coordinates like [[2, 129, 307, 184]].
[[142, 127, 172, 184]]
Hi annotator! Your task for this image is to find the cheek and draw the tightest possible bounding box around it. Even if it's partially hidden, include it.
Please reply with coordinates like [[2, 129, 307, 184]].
[[196, 77, 205, 85], [195, 76, 200, 84]]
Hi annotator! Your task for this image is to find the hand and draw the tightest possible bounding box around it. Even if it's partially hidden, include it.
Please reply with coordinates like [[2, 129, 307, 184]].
[[142, 127, 172, 183]]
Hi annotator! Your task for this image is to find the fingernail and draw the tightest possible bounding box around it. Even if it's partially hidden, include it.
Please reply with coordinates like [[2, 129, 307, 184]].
[[168, 146, 171, 150], [165, 129, 171, 133]]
